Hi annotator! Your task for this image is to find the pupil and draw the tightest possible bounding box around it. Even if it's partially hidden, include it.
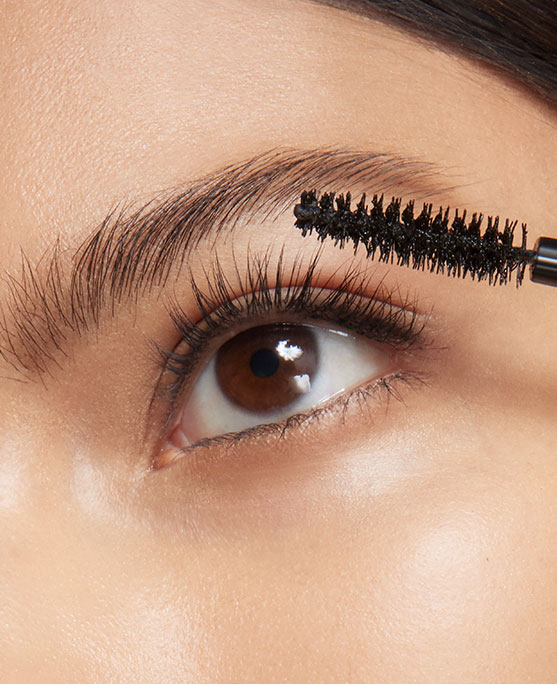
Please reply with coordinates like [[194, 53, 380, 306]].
[[249, 348, 279, 378]]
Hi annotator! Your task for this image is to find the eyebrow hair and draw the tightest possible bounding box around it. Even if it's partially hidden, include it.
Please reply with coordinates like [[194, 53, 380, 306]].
[[0, 146, 458, 382]]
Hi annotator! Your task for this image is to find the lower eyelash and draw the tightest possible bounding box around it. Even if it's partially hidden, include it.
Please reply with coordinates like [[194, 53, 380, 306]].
[[164, 369, 428, 458]]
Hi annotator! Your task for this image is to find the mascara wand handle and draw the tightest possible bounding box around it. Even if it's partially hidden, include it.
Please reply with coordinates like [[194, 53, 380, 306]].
[[530, 237, 557, 287]]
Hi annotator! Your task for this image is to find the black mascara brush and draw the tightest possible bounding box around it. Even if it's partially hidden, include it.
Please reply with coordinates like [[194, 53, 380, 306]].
[[293, 191, 557, 287]]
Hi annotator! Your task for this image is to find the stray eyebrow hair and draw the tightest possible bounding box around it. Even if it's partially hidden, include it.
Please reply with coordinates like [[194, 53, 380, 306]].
[[0, 147, 457, 382]]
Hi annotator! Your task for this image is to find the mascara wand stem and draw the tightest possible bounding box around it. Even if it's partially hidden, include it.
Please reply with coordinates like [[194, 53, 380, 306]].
[[530, 237, 557, 287]]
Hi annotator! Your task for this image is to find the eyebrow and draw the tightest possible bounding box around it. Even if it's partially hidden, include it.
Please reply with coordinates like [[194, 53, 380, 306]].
[[0, 146, 458, 382]]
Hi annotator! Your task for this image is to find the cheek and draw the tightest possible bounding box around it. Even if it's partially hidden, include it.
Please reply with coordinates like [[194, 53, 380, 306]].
[[189, 450, 557, 681], [318, 461, 557, 679]]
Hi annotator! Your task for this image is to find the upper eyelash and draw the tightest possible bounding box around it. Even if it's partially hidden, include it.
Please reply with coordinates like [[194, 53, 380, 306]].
[[154, 247, 429, 408]]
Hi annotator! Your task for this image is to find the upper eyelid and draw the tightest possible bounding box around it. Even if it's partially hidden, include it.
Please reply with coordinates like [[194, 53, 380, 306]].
[[166, 282, 427, 355]]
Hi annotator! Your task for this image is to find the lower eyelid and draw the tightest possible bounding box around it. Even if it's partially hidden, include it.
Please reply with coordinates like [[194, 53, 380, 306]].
[[152, 367, 428, 471]]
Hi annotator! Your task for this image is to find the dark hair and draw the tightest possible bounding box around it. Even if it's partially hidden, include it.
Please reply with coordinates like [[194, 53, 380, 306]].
[[322, 0, 557, 104]]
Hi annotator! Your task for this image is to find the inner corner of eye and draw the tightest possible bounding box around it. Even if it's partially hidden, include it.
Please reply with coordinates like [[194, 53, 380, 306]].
[[161, 319, 398, 454]]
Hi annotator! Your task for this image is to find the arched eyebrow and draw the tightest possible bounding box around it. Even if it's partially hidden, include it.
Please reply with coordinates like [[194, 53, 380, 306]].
[[0, 147, 457, 382]]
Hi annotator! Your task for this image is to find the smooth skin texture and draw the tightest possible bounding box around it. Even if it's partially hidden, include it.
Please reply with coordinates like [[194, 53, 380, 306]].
[[1, 1, 556, 682]]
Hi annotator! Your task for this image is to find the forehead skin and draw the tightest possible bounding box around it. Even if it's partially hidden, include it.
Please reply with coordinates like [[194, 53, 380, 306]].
[[1, 1, 556, 683]]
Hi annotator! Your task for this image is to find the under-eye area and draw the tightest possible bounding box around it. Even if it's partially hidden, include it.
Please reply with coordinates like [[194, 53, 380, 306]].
[[151, 249, 432, 466]]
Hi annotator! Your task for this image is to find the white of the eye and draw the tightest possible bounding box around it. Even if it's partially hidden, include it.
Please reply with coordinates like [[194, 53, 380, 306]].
[[179, 325, 390, 443]]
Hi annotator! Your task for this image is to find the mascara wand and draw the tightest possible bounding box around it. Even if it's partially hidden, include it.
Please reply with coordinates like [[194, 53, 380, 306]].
[[294, 191, 557, 287]]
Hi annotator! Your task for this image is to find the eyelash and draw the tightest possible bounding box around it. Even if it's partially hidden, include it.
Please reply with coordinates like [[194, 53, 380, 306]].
[[155, 248, 429, 448]]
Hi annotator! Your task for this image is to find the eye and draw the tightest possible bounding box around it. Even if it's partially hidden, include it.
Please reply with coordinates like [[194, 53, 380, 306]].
[[152, 251, 428, 466], [164, 321, 396, 449]]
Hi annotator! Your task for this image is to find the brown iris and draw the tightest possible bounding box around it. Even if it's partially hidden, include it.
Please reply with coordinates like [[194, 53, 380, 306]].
[[215, 324, 318, 413]]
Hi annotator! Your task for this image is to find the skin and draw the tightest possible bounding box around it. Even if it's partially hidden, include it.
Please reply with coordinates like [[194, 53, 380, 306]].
[[1, 1, 556, 682]]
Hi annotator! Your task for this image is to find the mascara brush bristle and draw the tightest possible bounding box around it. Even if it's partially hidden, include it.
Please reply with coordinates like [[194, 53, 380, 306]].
[[294, 190, 536, 286]]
